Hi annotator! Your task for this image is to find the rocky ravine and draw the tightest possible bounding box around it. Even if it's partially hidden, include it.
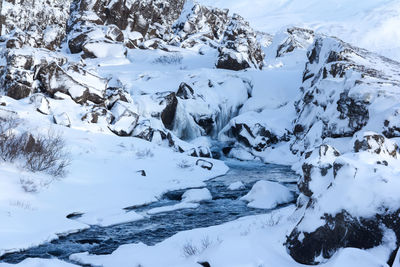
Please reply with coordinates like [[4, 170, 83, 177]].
[[1, 0, 400, 265]]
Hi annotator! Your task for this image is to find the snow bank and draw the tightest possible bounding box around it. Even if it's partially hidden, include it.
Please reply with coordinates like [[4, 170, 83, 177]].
[[70, 205, 389, 267], [0, 258, 78, 266]]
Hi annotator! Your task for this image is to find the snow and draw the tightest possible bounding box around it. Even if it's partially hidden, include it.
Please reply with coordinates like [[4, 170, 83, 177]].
[[0, 258, 78, 267], [76, 209, 144, 227], [241, 180, 294, 209], [147, 202, 200, 215], [0, 1, 399, 266], [147, 188, 212, 215], [69, 205, 389, 267], [197, 0, 400, 61], [0, 96, 229, 255], [227, 181, 245, 190], [182, 188, 213, 203]]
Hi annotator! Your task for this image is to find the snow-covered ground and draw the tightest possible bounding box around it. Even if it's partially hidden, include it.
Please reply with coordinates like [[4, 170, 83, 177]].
[[69, 206, 389, 267], [0, 96, 228, 255], [198, 0, 400, 61]]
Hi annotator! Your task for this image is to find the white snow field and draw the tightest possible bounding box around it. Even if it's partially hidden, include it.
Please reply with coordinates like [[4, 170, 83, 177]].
[[198, 0, 400, 61]]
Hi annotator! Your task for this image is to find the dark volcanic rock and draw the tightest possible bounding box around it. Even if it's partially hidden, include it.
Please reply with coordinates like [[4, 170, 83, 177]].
[[176, 82, 195, 100], [161, 92, 178, 130], [216, 14, 264, 71], [286, 211, 384, 265]]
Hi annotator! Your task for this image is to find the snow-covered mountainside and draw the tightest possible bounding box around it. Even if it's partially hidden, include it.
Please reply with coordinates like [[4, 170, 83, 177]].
[[0, 0, 400, 266], [197, 0, 400, 62]]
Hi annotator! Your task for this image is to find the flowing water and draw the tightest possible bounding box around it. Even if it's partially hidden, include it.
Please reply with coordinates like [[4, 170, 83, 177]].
[[0, 160, 298, 265]]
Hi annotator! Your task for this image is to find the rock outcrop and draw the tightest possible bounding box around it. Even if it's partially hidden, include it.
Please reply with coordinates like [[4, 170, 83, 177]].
[[286, 133, 400, 265]]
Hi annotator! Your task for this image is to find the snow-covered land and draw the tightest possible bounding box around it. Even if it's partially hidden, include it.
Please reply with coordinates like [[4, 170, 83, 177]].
[[197, 0, 400, 62], [0, 0, 399, 266]]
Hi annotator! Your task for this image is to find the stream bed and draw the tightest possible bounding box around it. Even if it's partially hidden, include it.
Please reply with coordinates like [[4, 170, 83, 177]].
[[0, 160, 299, 265]]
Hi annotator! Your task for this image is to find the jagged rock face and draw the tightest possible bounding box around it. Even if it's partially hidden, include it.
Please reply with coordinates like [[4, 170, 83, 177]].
[[171, 3, 229, 47], [216, 14, 264, 71], [287, 133, 400, 265], [172, 3, 264, 70], [222, 122, 288, 152], [291, 36, 400, 154], [276, 27, 314, 57], [68, 0, 186, 54], [2, 0, 72, 50], [161, 92, 178, 130]]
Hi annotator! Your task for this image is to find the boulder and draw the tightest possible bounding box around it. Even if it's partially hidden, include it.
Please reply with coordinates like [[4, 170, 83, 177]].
[[286, 133, 400, 265], [161, 92, 178, 130], [30, 94, 51, 115], [53, 112, 71, 127], [353, 132, 397, 158], [109, 109, 139, 136], [37, 62, 106, 104], [82, 107, 114, 124], [299, 145, 340, 197], [176, 82, 195, 100], [286, 211, 385, 265]]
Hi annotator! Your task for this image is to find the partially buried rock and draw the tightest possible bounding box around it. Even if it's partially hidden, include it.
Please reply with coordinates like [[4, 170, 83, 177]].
[[109, 109, 139, 136], [195, 159, 213, 170], [30, 94, 51, 115], [53, 112, 71, 127]]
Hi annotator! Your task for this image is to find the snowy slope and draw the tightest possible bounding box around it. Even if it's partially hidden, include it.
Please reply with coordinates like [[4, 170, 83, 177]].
[[197, 0, 400, 61]]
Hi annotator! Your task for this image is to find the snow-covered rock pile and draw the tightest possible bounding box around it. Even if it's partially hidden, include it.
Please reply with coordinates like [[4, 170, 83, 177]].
[[0, 0, 265, 157], [286, 132, 400, 264], [216, 13, 264, 70], [241, 180, 294, 209], [1, 0, 72, 50], [291, 35, 400, 154]]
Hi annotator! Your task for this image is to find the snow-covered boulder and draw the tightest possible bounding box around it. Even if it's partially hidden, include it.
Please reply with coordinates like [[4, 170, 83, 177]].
[[37, 62, 106, 104], [228, 181, 245, 191], [353, 131, 398, 158], [109, 105, 139, 137], [30, 94, 51, 115], [241, 180, 294, 209], [53, 112, 71, 127], [182, 188, 212, 203], [299, 145, 340, 198], [221, 113, 290, 152], [82, 107, 114, 124], [286, 133, 400, 265]]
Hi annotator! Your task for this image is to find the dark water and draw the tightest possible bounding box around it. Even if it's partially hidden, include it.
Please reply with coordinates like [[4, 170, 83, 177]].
[[0, 160, 298, 265]]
